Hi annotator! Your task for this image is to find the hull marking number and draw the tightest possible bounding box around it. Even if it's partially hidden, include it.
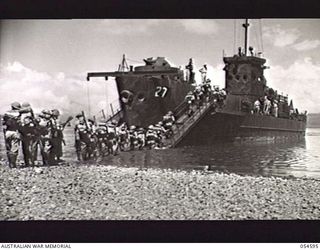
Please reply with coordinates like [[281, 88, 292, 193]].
[[155, 86, 168, 98]]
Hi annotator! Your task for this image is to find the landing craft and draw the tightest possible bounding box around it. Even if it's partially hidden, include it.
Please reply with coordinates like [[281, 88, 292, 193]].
[[87, 19, 306, 147]]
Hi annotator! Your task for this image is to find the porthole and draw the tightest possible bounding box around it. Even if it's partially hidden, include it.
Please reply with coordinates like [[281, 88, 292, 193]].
[[137, 93, 146, 102]]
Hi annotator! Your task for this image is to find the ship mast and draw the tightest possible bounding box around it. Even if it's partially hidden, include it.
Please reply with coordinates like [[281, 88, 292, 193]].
[[118, 54, 129, 72], [242, 19, 249, 56]]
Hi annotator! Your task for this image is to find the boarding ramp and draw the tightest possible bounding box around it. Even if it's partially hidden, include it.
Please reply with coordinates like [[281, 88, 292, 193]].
[[162, 98, 219, 148]]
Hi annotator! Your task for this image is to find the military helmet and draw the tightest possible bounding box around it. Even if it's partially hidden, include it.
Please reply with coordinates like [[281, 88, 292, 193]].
[[129, 125, 136, 130], [42, 109, 51, 115], [75, 113, 83, 118], [21, 102, 31, 108], [157, 121, 163, 125], [52, 109, 60, 117], [148, 125, 154, 129], [11, 102, 21, 110], [167, 111, 173, 115]]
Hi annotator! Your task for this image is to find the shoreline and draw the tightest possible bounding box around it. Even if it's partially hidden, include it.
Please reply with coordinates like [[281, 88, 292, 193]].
[[1, 163, 320, 220]]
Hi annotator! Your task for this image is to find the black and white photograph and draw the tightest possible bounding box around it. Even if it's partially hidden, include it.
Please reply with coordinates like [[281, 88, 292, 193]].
[[1, 17, 320, 233]]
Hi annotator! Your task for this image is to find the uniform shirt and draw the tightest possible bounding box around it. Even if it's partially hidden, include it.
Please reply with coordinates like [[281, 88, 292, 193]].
[[163, 115, 175, 126], [146, 129, 157, 138], [199, 67, 207, 75], [51, 117, 64, 138], [38, 117, 52, 137], [3, 110, 21, 131], [20, 111, 34, 126], [254, 100, 261, 108], [74, 120, 88, 140]]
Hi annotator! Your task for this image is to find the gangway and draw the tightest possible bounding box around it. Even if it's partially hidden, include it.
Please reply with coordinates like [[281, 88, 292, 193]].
[[162, 98, 220, 148]]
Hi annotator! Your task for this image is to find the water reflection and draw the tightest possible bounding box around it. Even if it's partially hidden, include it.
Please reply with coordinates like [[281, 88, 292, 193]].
[[101, 138, 312, 179]]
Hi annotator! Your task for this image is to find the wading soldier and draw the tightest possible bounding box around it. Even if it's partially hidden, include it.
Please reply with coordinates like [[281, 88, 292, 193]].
[[74, 113, 93, 161], [2, 102, 22, 168]]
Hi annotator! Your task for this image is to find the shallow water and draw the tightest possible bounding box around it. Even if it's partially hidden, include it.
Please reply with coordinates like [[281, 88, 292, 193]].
[[1, 126, 320, 179]]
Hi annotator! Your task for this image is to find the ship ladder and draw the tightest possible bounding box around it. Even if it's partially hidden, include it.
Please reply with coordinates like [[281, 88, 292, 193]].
[[162, 98, 218, 148]]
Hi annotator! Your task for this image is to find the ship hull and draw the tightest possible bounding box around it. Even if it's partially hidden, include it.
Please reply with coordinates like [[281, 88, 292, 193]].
[[116, 75, 193, 127], [176, 108, 306, 147]]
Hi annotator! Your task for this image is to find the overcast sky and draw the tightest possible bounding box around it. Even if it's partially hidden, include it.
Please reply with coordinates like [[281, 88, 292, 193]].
[[0, 19, 319, 117]]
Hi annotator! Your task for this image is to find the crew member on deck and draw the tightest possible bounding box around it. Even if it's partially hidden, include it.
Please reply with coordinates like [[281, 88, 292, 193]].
[[186, 58, 195, 84], [199, 64, 208, 84], [263, 96, 271, 115], [253, 99, 261, 114]]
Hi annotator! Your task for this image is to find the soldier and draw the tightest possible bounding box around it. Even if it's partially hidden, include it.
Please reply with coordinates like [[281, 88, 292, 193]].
[[263, 96, 271, 115], [145, 125, 158, 149], [185, 91, 196, 117], [153, 122, 165, 147], [87, 118, 98, 158], [128, 125, 138, 150], [2, 102, 23, 168], [38, 109, 54, 165], [199, 64, 208, 84], [162, 111, 175, 138], [19, 102, 39, 167], [185, 58, 195, 84], [74, 113, 91, 161], [118, 122, 130, 151], [106, 120, 119, 155], [50, 109, 64, 162], [74, 113, 97, 160], [253, 99, 261, 114], [136, 127, 146, 149], [273, 100, 279, 117], [217, 88, 227, 107], [95, 121, 109, 158], [194, 86, 204, 108], [202, 79, 212, 102], [74, 114, 84, 161]]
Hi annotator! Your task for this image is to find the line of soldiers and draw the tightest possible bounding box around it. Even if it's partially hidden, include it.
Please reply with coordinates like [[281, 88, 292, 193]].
[[74, 111, 176, 161], [2, 102, 72, 168], [2, 81, 223, 167], [185, 80, 227, 117]]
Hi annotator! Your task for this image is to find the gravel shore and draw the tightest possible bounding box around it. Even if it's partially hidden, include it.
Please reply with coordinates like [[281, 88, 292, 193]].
[[1, 162, 320, 220]]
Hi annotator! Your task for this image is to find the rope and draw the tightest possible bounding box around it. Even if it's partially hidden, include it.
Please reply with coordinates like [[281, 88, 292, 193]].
[[105, 81, 108, 116], [86, 82, 91, 117], [259, 19, 264, 53], [238, 19, 241, 51], [253, 19, 261, 52], [127, 57, 143, 64], [233, 19, 237, 54]]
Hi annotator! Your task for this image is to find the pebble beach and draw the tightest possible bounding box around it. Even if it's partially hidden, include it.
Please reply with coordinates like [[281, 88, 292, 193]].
[[1, 162, 320, 220]]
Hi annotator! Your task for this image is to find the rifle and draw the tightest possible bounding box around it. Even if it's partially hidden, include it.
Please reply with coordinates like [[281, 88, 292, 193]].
[[81, 111, 89, 131], [2, 115, 7, 158], [61, 116, 73, 130]]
